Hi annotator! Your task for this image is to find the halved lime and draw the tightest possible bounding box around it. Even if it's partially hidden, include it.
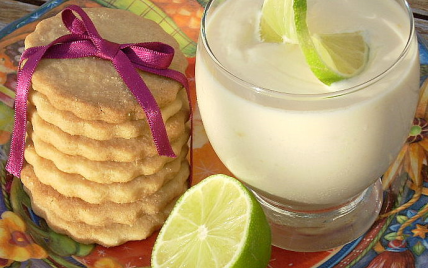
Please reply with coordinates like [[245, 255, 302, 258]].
[[151, 174, 272, 268]]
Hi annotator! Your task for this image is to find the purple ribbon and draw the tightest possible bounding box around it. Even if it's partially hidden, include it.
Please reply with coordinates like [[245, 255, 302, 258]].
[[6, 5, 189, 177]]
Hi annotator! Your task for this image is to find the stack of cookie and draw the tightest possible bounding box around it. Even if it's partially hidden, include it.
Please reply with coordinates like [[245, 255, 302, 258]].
[[18, 8, 190, 247]]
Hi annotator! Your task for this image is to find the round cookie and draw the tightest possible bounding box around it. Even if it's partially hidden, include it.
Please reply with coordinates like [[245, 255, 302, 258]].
[[29, 111, 189, 162], [26, 7, 188, 123], [28, 135, 188, 183], [21, 163, 189, 226], [25, 143, 189, 203], [29, 90, 185, 140], [28, 190, 176, 247]]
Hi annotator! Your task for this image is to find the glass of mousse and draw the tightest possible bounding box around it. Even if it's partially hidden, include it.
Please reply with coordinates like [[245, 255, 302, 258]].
[[195, 0, 420, 251]]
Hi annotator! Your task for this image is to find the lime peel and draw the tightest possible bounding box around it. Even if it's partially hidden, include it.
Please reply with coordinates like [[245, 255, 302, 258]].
[[293, 0, 343, 85], [151, 174, 272, 268]]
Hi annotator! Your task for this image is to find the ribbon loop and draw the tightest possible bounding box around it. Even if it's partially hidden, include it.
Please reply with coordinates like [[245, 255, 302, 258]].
[[62, 8, 88, 35], [126, 43, 175, 70], [6, 5, 190, 177]]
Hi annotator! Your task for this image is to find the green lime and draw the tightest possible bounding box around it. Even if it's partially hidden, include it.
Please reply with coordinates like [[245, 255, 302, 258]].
[[260, 0, 298, 43], [151, 174, 271, 268], [311, 32, 369, 78], [260, 0, 369, 85]]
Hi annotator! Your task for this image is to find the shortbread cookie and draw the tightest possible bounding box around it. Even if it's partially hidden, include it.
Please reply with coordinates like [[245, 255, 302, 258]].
[[21, 164, 189, 226], [25, 144, 189, 203], [29, 135, 188, 183], [29, 112, 189, 162], [29, 191, 176, 247], [20, 6, 191, 247], [26, 8, 188, 123], [29, 90, 184, 140]]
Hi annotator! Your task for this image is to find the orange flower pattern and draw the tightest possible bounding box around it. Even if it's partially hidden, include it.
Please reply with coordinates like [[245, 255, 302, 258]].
[[380, 79, 428, 245], [0, 211, 47, 263], [382, 80, 428, 214]]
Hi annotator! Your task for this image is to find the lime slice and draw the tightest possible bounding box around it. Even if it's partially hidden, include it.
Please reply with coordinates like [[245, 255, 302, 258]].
[[260, 0, 298, 43], [260, 0, 369, 85], [294, 0, 369, 84], [151, 174, 272, 268], [312, 32, 369, 78], [294, 0, 369, 85]]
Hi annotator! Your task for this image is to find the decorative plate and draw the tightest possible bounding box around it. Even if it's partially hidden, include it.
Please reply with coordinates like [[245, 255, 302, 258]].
[[1, 0, 428, 267]]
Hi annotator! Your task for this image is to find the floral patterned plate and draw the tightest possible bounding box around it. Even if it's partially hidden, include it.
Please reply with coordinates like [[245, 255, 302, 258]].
[[1, 0, 428, 267]]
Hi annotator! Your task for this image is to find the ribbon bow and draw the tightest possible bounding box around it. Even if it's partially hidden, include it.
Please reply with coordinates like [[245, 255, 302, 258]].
[[6, 5, 189, 177]]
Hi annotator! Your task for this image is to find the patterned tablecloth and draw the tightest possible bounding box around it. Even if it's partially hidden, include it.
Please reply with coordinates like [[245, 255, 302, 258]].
[[1, 0, 428, 267]]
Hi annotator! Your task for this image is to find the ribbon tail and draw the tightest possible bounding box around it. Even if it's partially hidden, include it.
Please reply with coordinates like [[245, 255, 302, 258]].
[[6, 49, 47, 176], [112, 51, 176, 158], [134, 64, 192, 119], [6, 93, 27, 177], [146, 66, 189, 92]]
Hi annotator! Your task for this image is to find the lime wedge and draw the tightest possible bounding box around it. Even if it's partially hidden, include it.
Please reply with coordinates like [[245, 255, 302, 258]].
[[294, 0, 369, 84], [151, 174, 272, 268], [260, 0, 369, 85], [312, 32, 369, 77], [260, 0, 298, 43]]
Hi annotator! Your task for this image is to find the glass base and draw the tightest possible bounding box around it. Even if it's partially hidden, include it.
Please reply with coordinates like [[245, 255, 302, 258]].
[[252, 179, 383, 252]]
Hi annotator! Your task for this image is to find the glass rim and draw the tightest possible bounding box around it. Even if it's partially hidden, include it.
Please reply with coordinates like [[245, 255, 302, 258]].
[[200, 0, 416, 100]]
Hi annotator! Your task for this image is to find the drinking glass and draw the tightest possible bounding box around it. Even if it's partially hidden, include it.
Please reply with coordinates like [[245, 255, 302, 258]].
[[195, 0, 420, 251]]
